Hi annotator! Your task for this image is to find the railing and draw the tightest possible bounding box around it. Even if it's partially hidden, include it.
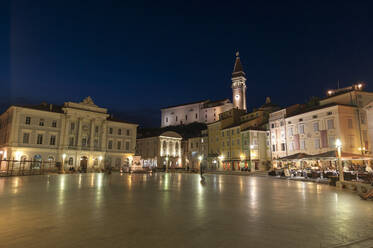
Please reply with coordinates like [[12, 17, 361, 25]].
[[0, 159, 58, 177]]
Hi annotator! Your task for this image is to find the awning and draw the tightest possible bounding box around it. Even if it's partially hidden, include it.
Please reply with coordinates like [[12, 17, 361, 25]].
[[276, 153, 310, 161], [307, 150, 373, 161]]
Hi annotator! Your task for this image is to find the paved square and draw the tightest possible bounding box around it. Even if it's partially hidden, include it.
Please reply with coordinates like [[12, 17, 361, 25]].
[[0, 173, 372, 248]]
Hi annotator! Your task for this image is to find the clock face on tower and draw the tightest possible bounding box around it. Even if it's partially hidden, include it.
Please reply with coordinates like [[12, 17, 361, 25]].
[[235, 95, 240, 100]]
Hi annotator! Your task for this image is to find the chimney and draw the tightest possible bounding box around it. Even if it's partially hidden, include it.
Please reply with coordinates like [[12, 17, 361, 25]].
[[49, 104, 53, 112], [265, 97, 271, 104]]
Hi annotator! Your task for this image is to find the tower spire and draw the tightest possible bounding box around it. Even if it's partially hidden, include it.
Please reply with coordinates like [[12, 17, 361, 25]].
[[232, 51, 246, 78]]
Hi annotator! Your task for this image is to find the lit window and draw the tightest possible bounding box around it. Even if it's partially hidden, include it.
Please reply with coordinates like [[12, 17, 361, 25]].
[[37, 134, 43, 144], [50, 135, 56, 145], [25, 116, 31, 125]]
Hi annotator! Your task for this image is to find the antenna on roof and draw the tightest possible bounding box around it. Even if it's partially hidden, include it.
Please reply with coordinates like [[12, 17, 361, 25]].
[[337, 80, 340, 89]]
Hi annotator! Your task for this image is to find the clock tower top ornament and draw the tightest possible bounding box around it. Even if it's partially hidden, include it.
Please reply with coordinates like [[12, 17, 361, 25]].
[[231, 51, 247, 111]]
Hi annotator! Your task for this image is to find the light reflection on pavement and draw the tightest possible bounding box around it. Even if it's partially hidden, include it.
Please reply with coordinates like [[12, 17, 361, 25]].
[[0, 173, 372, 248]]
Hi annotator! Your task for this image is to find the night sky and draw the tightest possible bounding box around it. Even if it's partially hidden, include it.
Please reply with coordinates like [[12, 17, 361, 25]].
[[2, 1, 373, 127]]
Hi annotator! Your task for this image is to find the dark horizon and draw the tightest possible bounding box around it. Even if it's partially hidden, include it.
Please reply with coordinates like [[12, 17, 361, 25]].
[[2, 1, 373, 127]]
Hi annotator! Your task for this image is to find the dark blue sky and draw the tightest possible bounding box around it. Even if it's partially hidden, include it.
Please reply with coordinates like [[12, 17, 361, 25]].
[[2, 1, 373, 127]]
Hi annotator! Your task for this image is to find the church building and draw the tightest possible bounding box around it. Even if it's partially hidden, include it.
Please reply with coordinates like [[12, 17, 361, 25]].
[[160, 52, 247, 127]]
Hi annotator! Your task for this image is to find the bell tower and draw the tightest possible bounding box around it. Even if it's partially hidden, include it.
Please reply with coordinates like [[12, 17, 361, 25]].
[[231, 51, 247, 111]]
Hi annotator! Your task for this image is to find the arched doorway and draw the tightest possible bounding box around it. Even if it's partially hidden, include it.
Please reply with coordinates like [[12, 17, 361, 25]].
[[80, 156, 88, 172]]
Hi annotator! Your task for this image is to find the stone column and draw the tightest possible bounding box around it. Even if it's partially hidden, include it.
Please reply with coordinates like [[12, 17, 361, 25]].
[[77, 118, 82, 147], [101, 120, 107, 151], [63, 116, 70, 148], [90, 119, 95, 151]]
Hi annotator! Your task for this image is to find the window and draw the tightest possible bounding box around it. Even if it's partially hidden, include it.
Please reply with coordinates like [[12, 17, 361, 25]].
[[314, 138, 320, 149], [95, 126, 99, 133], [300, 140, 306, 150], [82, 138, 87, 146], [117, 141, 121, 150], [236, 129, 239, 134], [271, 123, 275, 128], [191, 143, 194, 148], [25, 116, 31, 125], [327, 119, 334, 129], [125, 141, 130, 150], [108, 140, 113, 149], [126, 129, 130, 136], [281, 143, 286, 151], [50, 135, 56, 145], [94, 139, 99, 148], [205, 114, 207, 119], [298, 124, 304, 134], [222, 132, 224, 137], [195, 113, 198, 119], [166, 117, 168, 123], [222, 141, 225, 147], [299, 118, 303, 122], [68, 157, 73, 165], [348, 119, 353, 129], [71, 123, 75, 131], [280, 121, 284, 126], [176, 116, 178, 122], [289, 127, 294, 136], [231, 130, 234, 135], [118, 129, 122, 135], [23, 133, 30, 144], [313, 122, 319, 132], [185, 115, 188, 120], [227, 131, 229, 136], [312, 115, 318, 119], [237, 139, 240, 145], [109, 128, 113, 134], [327, 112, 332, 115], [69, 137, 74, 146], [37, 134, 43, 144], [52, 121, 57, 127], [39, 119, 44, 126], [272, 144, 276, 152]]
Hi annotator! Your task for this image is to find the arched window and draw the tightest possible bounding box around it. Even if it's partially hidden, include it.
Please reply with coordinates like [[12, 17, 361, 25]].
[[48, 155, 55, 162], [32, 154, 42, 169], [68, 157, 74, 165]]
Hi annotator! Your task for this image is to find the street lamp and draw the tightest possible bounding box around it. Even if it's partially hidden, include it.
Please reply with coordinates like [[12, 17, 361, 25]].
[[335, 139, 344, 182], [61, 153, 66, 174]]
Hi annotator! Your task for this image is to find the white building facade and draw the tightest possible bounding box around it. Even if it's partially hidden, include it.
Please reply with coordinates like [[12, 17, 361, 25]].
[[136, 131, 182, 169], [161, 99, 233, 127], [0, 97, 138, 170]]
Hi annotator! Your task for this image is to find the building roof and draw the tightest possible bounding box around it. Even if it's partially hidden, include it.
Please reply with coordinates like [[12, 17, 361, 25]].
[[107, 116, 138, 126], [232, 51, 246, 78], [203, 99, 231, 108], [15, 103, 64, 113], [161, 100, 208, 110], [286, 103, 356, 118]]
